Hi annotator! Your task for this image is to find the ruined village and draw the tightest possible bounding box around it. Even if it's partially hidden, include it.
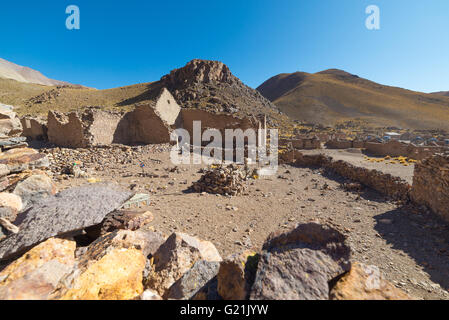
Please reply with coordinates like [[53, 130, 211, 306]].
[[0, 59, 448, 301]]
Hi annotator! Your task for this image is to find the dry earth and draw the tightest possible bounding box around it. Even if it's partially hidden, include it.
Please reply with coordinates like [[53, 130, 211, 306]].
[[45, 146, 449, 300]]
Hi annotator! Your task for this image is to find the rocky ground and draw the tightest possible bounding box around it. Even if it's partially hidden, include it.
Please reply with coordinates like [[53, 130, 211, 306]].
[[41, 144, 449, 300]]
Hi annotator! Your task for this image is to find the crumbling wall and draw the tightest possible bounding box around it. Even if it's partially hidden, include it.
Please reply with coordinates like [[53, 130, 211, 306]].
[[180, 109, 257, 146], [325, 140, 353, 149], [289, 151, 411, 201], [86, 110, 122, 146], [47, 111, 86, 148], [411, 154, 449, 221], [20, 117, 48, 141]]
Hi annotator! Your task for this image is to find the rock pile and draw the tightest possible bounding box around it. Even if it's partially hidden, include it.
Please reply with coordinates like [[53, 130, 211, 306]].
[[0, 195, 413, 302], [191, 164, 251, 196]]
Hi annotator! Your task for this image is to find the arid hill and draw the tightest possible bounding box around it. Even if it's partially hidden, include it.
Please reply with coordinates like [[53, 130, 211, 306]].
[[1, 59, 291, 128], [257, 69, 449, 130], [433, 91, 449, 97], [0, 57, 71, 86]]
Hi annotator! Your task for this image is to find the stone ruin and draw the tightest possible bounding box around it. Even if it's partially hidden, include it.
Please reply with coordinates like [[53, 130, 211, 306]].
[[44, 88, 181, 148], [411, 152, 449, 222]]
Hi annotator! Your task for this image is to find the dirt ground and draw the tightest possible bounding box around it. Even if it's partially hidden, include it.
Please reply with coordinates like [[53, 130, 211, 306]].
[[52, 147, 449, 300]]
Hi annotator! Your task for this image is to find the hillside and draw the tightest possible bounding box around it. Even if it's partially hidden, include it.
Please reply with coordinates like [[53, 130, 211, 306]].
[[0, 57, 71, 86], [433, 91, 449, 97], [257, 69, 449, 130], [0, 59, 292, 129]]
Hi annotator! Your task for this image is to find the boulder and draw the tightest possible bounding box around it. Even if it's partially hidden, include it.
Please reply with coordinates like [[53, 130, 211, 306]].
[[85, 210, 154, 240], [84, 229, 165, 259], [0, 104, 22, 138], [0, 184, 133, 261], [217, 250, 259, 300], [0, 192, 23, 221], [0, 238, 76, 300], [329, 262, 413, 300], [140, 289, 163, 300], [145, 232, 221, 296], [50, 228, 152, 300], [51, 247, 146, 300], [166, 260, 220, 300], [250, 223, 351, 300], [0, 148, 49, 173], [13, 174, 57, 208]]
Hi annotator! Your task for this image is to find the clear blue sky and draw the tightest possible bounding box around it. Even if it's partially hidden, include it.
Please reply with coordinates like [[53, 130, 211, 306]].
[[1, 0, 448, 92]]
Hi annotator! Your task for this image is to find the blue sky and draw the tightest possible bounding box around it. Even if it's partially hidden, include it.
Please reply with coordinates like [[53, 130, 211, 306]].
[[1, 0, 448, 92]]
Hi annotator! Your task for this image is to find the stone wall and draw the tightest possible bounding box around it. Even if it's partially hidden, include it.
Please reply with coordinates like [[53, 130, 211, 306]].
[[411, 153, 449, 221], [325, 139, 446, 160], [180, 109, 257, 146], [280, 138, 321, 150], [47, 111, 86, 148], [20, 117, 48, 141], [283, 150, 411, 201]]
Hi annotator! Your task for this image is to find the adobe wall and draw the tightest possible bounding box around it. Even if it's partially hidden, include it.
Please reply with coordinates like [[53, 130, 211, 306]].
[[20, 117, 48, 141], [411, 154, 449, 221], [47, 111, 86, 148], [180, 109, 257, 146], [325, 140, 353, 149], [85, 110, 123, 146]]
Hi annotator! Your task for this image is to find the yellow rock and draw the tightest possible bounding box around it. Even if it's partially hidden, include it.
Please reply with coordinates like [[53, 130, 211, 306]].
[[55, 248, 146, 300], [0, 238, 76, 300], [330, 262, 413, 300]]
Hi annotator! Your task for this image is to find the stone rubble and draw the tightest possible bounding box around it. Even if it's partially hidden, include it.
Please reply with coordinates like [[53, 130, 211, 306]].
[[192, 163, 253, 196]]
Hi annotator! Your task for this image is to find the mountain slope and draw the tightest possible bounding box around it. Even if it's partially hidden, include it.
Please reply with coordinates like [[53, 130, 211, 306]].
[[432, 91, 449, 97], [0, 57, 70, 86], [1, 59, 292, 129], [257, 69, 449, 130]]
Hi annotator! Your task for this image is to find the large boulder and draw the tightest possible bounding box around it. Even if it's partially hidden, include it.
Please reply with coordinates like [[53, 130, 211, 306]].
[[0, 104, 22, 138], [250, 223, 351, 300], [0, 192, 23, 221], [217, 250, 259, 300], [329, 262, 413, 300], [0, 148, 49, 173], [145, 232, 222, 296], [13, 173, 57, 208], [51, 247, 146, 300], [166, 260, 220, 300], [0, 184, 133, 261], [0, 238, 76, 300], [50, 228, 157, 300]]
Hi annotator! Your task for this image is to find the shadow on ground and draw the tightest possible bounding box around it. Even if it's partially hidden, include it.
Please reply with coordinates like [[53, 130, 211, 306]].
[[374, 206, 449, 291]]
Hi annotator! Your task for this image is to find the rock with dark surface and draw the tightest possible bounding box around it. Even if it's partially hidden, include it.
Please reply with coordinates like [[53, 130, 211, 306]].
[[13, 174, 57, 208], [250, 223, 351, 300], [0, 238, 76, 300], [0, 184, 133, 261], [85, 210, 154, 240], [145, 232, 222, 296], [166, 260, 220, 300], [217, 250, 259, 300], [329, 262, 413, 300], [84, 229, 165, 259]]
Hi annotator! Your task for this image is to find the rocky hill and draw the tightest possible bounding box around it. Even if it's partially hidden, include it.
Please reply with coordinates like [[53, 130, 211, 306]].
[[257, 69, 449, 130], [1, 59, 292, 129]]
